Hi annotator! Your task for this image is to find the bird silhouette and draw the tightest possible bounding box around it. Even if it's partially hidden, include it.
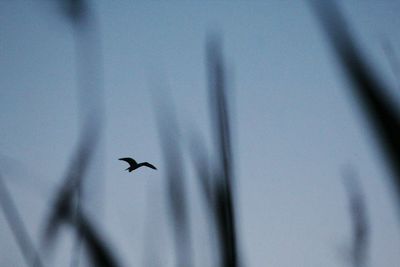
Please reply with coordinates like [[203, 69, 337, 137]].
[[119, 157, 157, 172]]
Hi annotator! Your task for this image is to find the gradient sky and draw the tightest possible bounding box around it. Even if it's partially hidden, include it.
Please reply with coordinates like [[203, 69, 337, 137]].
[[1, 1, 400, 267]]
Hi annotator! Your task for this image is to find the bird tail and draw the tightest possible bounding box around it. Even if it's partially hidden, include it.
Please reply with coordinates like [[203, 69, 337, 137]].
[[125, 167, 130, 171]]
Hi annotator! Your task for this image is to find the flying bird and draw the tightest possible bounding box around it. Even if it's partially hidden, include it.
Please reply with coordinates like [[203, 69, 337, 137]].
[[119, 157, 157, 172]]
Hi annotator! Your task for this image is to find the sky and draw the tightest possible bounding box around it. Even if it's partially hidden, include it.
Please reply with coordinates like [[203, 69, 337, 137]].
[[1, 1, 400, 266]]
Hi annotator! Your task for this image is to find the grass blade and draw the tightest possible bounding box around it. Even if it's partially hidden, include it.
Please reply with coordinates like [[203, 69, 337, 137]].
[[207, 35, 240, 267], [311, 1, 400, 209], [153, 85, 193, 267], [0, 175, 45, 267], [342, 168, 369, 267]]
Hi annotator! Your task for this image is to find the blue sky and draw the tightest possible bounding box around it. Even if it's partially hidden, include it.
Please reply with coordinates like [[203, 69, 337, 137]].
[[1, 1, 400, 266]]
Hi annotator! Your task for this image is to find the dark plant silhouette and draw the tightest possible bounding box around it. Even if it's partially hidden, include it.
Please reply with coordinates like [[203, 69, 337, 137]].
[[41, 117, 122, 267], [153, 86, 194, 267], [311, 1, 400, 212], [49, 1, 106, 266], [206, 36, 240, 267], [342, 168, 369, 267], [42, 118, 100, 245], [0, 174, 45, 267], [188, 35, 240, 267]]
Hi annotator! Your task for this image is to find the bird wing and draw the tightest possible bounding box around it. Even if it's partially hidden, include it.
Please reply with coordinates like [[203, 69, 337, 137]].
[[118, 157, 137, 167], [140, 162, 157, 170]]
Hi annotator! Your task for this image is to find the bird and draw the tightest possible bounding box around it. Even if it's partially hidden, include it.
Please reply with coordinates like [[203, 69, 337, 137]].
[[119, 157, 157, 172]]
